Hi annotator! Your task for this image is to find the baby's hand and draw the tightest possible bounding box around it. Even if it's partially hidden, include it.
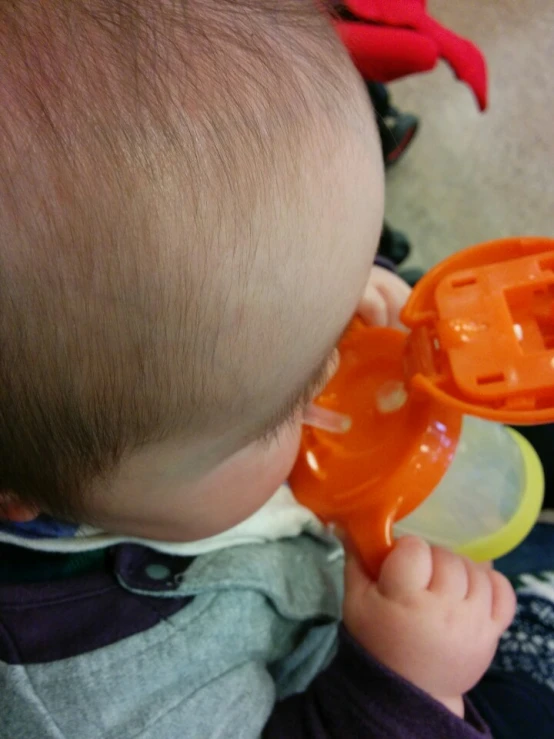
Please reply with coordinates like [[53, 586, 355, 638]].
[[343, 537, 516, 717], [357, 265, 411, 329]]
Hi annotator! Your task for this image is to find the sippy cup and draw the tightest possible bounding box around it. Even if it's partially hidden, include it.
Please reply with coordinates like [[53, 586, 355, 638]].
[[290, 237, 554, 577]]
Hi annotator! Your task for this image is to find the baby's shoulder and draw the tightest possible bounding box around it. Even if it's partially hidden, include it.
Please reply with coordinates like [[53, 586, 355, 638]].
[[1, 535, 343, 739]]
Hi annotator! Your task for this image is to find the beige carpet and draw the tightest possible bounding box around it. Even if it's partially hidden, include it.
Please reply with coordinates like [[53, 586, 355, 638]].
[[385, 0, 554, 269]]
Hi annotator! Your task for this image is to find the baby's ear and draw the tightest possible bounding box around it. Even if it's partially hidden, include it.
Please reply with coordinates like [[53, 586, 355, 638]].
[[0, 491, 40, 522]]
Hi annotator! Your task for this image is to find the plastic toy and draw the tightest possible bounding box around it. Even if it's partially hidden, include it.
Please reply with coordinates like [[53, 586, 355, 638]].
[[335, 0, 488, 111], [290, 237, 554, 577]]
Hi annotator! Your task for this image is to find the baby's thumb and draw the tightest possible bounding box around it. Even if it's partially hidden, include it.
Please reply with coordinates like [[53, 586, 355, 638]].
[[334, 527, 381, 590], [342, 540, 381, 639], [342, 537, 375, 600], [378, 536, 433, 597]]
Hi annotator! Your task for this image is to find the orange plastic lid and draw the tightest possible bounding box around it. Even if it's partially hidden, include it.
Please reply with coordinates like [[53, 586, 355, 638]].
[[290, 236, 554, 575], [403, 236, 554, 423]]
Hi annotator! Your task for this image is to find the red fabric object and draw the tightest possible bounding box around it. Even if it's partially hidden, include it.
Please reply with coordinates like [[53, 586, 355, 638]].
[[335, 0, 488, 110]]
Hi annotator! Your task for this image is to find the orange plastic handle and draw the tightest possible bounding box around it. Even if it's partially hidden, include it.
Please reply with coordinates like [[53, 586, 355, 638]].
[[290, 322, 462, 575]]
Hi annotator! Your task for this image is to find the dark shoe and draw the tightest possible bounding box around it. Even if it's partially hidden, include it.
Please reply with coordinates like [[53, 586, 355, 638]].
[[378, 222, 411, 265], [378, 110, 419, 167], [398, 266, 425, 287]]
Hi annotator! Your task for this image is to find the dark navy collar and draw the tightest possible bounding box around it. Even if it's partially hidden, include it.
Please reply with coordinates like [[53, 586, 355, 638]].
[[0, 515, 78, 540]]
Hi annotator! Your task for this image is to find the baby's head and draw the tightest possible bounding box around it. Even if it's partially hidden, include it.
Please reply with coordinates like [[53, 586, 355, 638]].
[[0, 0, 383, 540]]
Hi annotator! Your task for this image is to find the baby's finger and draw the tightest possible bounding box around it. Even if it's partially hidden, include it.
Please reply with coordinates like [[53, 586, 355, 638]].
[[358, 287, 388, 327], [344, 546, 374, 594], [343, 547, 376, 628], [477, 560, 493, 570], [376, 279, 411, 326], [490, 570, 517, 630], [465, 559, 493, 615], [378, 536, 433, 598], [428, 548, 469, 600]]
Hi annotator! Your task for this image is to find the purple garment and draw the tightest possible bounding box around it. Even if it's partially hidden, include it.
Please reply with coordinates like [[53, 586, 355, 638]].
[[0, 545, 192, 663], [374, 254, 397, 273], [265, 627, 492, 739]]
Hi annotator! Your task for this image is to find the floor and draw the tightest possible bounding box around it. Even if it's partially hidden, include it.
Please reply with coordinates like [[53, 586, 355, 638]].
[[385, 0, 554, 270]]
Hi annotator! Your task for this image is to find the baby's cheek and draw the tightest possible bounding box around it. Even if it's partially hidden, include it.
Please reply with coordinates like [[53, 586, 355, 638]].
[[269, 418, 303, 480], [208, 419, 303, 531], [252, 417, 303, 495]]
